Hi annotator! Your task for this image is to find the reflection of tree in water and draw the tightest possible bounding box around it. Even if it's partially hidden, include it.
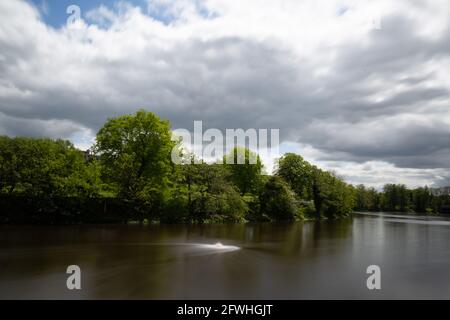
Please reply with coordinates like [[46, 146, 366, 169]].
[[233, 219, 353, 256], [311, 218, 353, 249]]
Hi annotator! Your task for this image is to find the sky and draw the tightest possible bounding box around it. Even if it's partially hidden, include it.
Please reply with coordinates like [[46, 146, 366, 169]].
[[1, 0, 450, 189]]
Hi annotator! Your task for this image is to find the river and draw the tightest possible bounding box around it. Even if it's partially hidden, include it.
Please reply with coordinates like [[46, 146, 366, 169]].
[[1, 212, 450, 299]]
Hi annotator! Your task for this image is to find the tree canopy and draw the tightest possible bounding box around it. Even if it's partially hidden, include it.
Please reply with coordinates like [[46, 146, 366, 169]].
[[0, 136, 101, 198], [95, 110, 175, 203]]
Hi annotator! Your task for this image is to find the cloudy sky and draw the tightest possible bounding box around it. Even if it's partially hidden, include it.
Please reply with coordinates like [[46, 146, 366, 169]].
[[1, 0, 450, 188]]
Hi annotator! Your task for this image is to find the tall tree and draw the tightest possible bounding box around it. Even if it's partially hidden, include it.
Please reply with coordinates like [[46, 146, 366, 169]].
[[276, 153, 313, 199], [95, 110, 175, 203]]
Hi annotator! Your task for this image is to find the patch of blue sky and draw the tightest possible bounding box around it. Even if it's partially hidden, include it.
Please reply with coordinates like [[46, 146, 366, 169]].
[[146, 0, 218, 25], [336, 5, 349, 17], [28, 0, 217, 29]]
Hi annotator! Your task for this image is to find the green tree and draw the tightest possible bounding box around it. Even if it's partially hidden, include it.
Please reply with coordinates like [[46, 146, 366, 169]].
[[224, 147, 263, 195], [95, 110, 175, 206], [355, 184, 368, 211], [366, 187, 381, 211], [382, 184, 410, 212], [59, 159, 104, 198], [0, 136, 101, 198], [311, 168, 355, 219], [259, 176, 300, 221], [173, 161, 247, 223], [276, 153, 313, 199]]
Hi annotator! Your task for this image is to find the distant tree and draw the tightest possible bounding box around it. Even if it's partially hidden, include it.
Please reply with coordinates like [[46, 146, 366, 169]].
[[410, 186, 433, 213], [354, 184, 381, 211], [382, 184, 410, 212], [355, 184, 368, 211], [366, 187, 381, 211]]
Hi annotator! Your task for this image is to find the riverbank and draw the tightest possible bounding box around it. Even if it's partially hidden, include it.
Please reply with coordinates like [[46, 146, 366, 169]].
[[0, 194, 343, 225], [3, 193, 447, 225]]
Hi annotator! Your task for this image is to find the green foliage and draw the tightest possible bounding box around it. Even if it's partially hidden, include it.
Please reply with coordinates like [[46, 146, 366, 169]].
[[0, 110, 368, 224], [354, 184, 380, 212], [259, 176, 300, 221], [174, 162, 248, 223], [95, 110, 175, 204], [311, 168, 355, 219], [354, 183, 450, 214], [276, 153, 313, 199], [410, 186, 432, 213], [381, 184, 410, 212], [224, 147, 263, 195], [298, 200, 316, 219], [274, 153, 355, 219], [56, 158, 104, 198], [0, 136, 102, 198]]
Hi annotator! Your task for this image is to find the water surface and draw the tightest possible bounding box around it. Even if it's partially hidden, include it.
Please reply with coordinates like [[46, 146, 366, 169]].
[[1, 212, 450, 299]]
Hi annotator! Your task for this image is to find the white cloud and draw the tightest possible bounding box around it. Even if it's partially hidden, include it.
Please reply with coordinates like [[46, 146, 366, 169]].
[[1, 0, 450, 187]]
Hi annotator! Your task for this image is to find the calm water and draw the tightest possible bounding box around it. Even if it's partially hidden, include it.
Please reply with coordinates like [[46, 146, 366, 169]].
[[1, 212, 450, 299]]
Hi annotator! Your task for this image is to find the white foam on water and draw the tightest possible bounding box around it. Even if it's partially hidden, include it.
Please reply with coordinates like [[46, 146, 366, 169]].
[[194, 242, 241, 252], [114, 242, 241, 255]]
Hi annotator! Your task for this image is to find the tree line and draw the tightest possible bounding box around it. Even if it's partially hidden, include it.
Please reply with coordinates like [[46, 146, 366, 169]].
[[1, 110, 448, 224], [354, 184, 450, 214], [0, 110, 357, 224]]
